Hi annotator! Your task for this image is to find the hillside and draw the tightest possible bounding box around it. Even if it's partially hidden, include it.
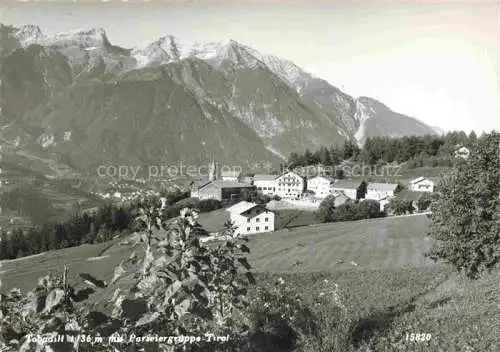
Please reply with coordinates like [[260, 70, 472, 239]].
[[0, 24, 437, 174], [1, 214, 497, 351], [1, 215, 435, 291]]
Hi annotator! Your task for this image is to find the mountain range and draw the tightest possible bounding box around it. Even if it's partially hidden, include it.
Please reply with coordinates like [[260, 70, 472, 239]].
[[0, 24, 438, 173]]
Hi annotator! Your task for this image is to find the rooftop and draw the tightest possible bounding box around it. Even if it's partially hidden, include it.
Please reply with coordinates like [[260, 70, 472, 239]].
[[226, 201, 259, 215], [202, 180, 253, 190], [309, 175, 336, 183], [253, 174, 277, 182], [367, 182, 398, 192], [332, 180, 362, 189], [410, 176, 429, 184]]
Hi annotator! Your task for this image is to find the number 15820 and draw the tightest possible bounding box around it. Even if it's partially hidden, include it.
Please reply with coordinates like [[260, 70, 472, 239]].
[[406, 333, 431, 342]]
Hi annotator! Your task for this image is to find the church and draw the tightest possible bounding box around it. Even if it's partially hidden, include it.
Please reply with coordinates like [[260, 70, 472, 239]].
[[189, 161, 254, 201]]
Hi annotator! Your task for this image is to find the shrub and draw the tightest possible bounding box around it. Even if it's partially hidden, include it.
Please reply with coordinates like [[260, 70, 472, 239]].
[[198, 199, 222, 212], [0, 206, 257, 352], [416, 192, 435, 211]]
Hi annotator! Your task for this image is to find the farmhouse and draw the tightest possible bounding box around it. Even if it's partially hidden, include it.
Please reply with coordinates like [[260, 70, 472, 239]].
[[331, 180, 362, 200], [365, 182, 398, 201], [189, 161, 254, 201], [409, 176, 434, 193], [226, 201, 275, 235], [307, 175, 336, 198], [253, 174, 277, 196]]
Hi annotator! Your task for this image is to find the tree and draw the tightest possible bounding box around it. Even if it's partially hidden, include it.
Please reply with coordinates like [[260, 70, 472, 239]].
[[342, 140, 359, 160], [427, 131, 500, 279], [416, 192, 434, 211], [331, 202, 361, 222], [329, 145, 342, 166], [468, 131, 477, 146], [387, 197, 413, 215], [318, 146, 330, 166], [356, 181, 368, 200], [394, 182, 404, 193], [303, 149, 314, 165], [358, 199, 382, 219], [315, 196, 337, 223]]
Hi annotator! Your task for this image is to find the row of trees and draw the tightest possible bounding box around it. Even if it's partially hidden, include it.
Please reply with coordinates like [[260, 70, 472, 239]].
[[315, 198, 384, 223], [0, 203, 136, 260], [287, 131, 480, 168], [0, 190, 188, 260]]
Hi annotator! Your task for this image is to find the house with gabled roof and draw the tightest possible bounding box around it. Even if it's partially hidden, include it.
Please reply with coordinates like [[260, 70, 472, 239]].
[[227, 201, 275, 235], [274, 170, 305, 199], [253, 174, 278, 196], [307, 175, 336, 198], [331, 180, 362, 200], [366, 182, 398, 201], [253, 170, 306, 199], [409, 176, 434, 193]]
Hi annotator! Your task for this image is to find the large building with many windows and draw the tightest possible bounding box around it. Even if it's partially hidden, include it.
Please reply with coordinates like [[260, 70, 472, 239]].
[[253, 170, 305, 199], [274, 170, 305, 199]]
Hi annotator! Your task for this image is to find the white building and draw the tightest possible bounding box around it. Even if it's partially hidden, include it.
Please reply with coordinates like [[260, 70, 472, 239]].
[[454, 146, 470, 159], [227, 201, 275, 236], [409, 177, 435, 193], [274, 170, 305, 199], [307, 175, 336, 198], [365, 183, 398, 201], [253, 174, 277, 196], [331, 180, 362, 200]]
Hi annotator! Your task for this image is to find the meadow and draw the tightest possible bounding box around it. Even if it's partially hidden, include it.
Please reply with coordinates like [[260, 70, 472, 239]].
[[1, 214, 498, 351]]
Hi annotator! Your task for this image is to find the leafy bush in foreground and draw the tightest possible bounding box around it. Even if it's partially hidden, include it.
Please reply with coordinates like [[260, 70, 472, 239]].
[[0, 205, 256, 351]]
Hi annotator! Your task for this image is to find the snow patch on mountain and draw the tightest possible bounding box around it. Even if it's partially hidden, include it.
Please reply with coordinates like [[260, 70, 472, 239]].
[[14, 26, 110, 49], [353, 98, 375, 145], [14, 25, 44, 46], [265, 145, 287, 160]]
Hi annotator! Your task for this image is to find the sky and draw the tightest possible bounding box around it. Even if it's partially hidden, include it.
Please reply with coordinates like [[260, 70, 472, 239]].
[[1, 0, 499, 133]]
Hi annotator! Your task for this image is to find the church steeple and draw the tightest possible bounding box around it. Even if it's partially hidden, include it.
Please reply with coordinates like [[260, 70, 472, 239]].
[[208, 158, 217, 181]]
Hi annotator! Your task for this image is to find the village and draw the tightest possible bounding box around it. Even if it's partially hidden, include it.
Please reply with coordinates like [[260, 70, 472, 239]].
[[184, 160, 437, 237]]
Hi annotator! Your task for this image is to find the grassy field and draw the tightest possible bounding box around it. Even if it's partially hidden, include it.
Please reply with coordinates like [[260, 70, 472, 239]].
[[1, 214, 497, 351], [1, 215, 432, 289]]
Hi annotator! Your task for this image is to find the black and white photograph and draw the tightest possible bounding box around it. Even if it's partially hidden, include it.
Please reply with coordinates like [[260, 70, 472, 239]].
[[0, 0, 498, 351]]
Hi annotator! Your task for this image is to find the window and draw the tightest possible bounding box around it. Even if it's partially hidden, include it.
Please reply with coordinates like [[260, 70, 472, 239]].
[[256, 218, 260, 222], [247, 218, 250, 222], [265, 217, 268, 222], [256, 227, 260, 231], [265, 226, 268, 230], [246, 227, 250, 231]]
